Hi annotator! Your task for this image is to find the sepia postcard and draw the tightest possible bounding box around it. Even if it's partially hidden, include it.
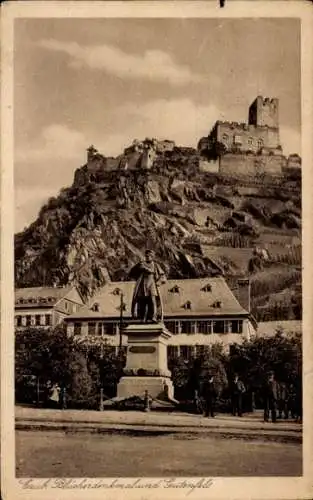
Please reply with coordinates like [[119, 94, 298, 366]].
[[1, 1, 313, 499]]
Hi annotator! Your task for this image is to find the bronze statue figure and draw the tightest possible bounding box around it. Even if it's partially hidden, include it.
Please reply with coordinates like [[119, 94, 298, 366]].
[[130, 250, 166, 323]]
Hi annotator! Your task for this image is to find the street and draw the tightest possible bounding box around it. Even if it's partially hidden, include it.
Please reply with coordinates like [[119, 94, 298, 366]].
[[16, 430, 302, 477]]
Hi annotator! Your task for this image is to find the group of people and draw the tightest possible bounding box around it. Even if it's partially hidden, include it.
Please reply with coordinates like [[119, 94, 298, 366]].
[[263, 372, 302, 423], [195, 372, 302, 423]]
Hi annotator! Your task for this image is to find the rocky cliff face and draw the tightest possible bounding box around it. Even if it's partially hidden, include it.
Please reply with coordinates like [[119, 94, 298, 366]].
[[15, 149, 301, 320]]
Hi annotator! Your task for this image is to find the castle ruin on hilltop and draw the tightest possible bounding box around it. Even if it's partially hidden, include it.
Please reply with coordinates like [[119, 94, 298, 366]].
[[74, 95, 301, 186], [198, 96, 301, 175]]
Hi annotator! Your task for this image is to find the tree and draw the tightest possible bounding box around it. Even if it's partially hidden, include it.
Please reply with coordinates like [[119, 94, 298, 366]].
[[15, 325, 100, 408], [228, 331, 302, 399]]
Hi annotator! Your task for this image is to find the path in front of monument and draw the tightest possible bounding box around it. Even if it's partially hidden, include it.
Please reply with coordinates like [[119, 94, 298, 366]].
[[15, 406, 302, 477], [16, 429, 301, 477]]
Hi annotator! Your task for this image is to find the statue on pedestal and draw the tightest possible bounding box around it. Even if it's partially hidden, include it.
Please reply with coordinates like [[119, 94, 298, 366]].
[[130, 250, 166, 323]]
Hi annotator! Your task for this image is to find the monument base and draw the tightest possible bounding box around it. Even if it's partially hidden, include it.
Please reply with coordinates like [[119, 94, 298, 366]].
[[117, 376, 174, 401]]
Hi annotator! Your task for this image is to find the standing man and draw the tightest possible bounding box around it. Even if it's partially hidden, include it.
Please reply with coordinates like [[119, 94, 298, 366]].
[[231, 374, 246, 417], [202, 374, 217, 418], [277, 381, 288, 419], [130, 250, 166, 323], [263, 372, 278, 423]]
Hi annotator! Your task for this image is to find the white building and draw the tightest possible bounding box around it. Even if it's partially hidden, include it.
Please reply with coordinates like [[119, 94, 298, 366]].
[[65, 277, 257, 357], [15, 286, 84, 329]]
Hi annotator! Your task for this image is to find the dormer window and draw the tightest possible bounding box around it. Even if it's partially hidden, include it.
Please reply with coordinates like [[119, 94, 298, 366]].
[[170, 285, 180, 294], [92, 302, 100, 312], [212, 300, 222, 308], [201, 284, 212, 292], [183, 301, 192, 310], [112, 288, 121, 296]]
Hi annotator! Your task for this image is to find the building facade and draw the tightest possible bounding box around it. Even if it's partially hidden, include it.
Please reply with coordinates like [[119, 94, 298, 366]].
[[15, 286, 84, 330], [65, 277, 257, 358]]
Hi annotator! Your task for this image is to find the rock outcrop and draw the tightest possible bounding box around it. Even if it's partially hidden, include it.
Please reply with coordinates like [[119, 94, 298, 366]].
[[15, 145, 301, 320]]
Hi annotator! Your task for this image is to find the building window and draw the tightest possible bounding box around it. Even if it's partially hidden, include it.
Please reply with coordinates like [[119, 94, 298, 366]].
[[248, 137, 253, 146], [16, 315, 22, 327], [88, 322, 96, 335], [201, 284, 212, 292], [35, 315, 41, 326], [168, 346, 179, 359], [213, 320, 225, 334], [45, 315, 52, 326], [234, 135, 242, 145], [26, 316, 32, 327], [180, 345, 193, 360], [197, 321, 212, 334], [74, 322, 82, 335], [183, 301, 192, 310], [258, 139, 264, 149], [96, 322, 103, 336], [213, 300, 222, 309], [103, 323, 118, 336], [222, 134, 229, 143], [164, 321, 180, 334], [231, 320, 243, 334], [181, 321, 196, 334], [169, 285, 180, 294]]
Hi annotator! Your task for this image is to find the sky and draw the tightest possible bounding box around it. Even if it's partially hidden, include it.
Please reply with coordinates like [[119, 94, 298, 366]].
[[14, 17, 301, 232]]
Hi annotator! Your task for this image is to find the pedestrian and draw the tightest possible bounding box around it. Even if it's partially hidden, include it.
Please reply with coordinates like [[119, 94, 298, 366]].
[[194, 389, 203, 414], [294, 376, 302, 423], [263, 372, 278, 423], [287, 383, 297, 419], [48, 383, 61, 409], [277, 381, 288, 419], [202, 374, 217, 418], [230, 373, 246, 417], [60, 386, 67, 410]]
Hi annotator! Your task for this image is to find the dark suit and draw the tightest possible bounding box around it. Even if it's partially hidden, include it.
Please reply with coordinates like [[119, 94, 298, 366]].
[[231, 379, 245, 417], [202, 379, 217, 418], [263, 379, 278, 422]]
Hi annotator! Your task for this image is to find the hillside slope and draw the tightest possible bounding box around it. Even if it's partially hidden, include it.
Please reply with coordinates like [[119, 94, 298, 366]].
[[15, 148, 302, 320]]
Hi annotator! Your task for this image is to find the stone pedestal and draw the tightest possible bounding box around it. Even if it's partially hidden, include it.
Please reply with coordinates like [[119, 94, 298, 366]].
[[117, 323, 174, 400]]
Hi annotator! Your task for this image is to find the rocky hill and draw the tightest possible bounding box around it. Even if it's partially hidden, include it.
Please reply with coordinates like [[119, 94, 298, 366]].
[[15, 146, 302, 321]]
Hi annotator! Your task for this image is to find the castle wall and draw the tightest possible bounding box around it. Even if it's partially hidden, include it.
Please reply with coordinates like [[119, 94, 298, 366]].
[[219, 153, 284, 176], [140, 148, 156, 169], [156, 140, 175, 153], [199, 159, 219, 173], [214, 122, 280, 153], [105, 157, 120, 170]]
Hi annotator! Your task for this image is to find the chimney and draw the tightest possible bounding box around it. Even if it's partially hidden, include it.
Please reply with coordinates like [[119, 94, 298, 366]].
[[233, 279, 251, 313]]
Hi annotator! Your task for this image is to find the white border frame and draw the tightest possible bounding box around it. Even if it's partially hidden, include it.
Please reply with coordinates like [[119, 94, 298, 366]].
[[1, 2, 313, 499]]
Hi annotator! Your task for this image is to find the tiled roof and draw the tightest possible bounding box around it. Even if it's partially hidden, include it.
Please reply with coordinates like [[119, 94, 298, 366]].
[[15, 286, 74, 307], [67, 277, 248, 320]]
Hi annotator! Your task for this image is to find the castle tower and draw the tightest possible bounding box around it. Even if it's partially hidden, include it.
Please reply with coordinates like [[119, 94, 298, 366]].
[[248, 96, 279, 129]]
